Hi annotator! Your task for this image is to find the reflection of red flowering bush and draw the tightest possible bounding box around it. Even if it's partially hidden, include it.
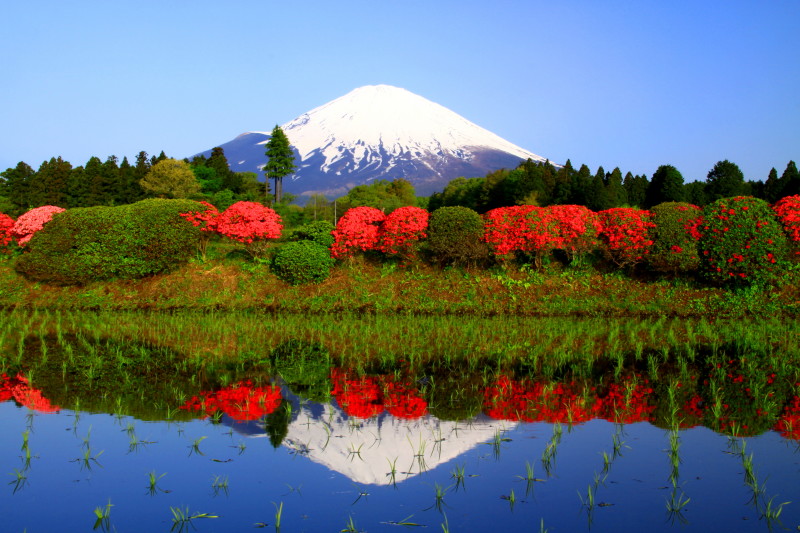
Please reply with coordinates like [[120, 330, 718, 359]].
[[180, 381, 282, 421], [0, 213, 15, 250], [330, 368, 427, 419], [215, 202, 282, 244], [773, 395, 800, 440], [377, 206, 429, 257], [591, 377, 655, 424], [0, 374, 60, 413], [11, 205, 66, 246], [331, 207, 386, 259], [597, 208, 655, 268], [483, 376, 591, 423]]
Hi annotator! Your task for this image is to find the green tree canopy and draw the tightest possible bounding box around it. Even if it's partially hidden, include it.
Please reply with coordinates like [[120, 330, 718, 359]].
[[705, 160, 745, 202], [140, 159, 200, 199], [645, 165, 685, 208]]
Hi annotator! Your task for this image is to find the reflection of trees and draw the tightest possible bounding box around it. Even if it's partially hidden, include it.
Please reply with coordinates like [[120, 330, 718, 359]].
[[264, 400, 293, 448], [270, 340, 331, 403]]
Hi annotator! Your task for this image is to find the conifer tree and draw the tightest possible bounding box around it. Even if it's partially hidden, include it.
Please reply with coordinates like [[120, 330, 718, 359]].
[[764, 167, 782, 203], [0, 161, 36, 212], [264, 125, 296, 204], [705, 160, 745, 202], [645, 165, 685, 208], [605, 167, 626, 207], [779, 160, 799, 198]]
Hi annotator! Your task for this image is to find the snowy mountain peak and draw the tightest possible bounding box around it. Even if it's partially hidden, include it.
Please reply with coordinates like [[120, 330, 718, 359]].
[[196, 85, 552, 197]]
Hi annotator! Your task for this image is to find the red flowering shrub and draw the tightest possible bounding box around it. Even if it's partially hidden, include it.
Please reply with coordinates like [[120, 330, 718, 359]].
[[180, 380, 282, 421], [180, 201, 220, 233], [216, 201, 282, 243], [699, 196, 789, 285], [545, 205, 602, 263], [773, 195, 800, 255], [597, 208, 656, 268], [0, 374, 59, 413], [591, 377, 656, 424], [330, 207, 386, 259], [377, 206, 429, 258], [483, 206, 562, 266], [383, 380, 428, 419], [0, 213, 15, 251], [180, 201, 220, 257], [648, 202, 703, 274], [11, 205, 66, 246]]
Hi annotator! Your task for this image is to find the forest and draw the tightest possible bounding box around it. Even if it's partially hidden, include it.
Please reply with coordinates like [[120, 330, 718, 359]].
[[1, 147, 798, 226]]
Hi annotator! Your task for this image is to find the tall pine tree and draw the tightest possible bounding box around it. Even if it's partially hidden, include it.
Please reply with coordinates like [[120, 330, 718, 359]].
[[264, 126, 296, 204]]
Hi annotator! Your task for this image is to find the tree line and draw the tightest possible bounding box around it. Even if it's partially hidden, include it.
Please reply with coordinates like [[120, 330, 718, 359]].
[[428, 158, 800, 213]]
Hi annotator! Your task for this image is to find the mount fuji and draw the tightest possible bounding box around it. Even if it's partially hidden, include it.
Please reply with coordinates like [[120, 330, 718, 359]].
[[195, 85, 551, 197]]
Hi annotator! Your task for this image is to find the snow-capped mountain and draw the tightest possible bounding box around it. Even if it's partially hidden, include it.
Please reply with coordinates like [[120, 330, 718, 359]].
[[196, 85, 550, 197]]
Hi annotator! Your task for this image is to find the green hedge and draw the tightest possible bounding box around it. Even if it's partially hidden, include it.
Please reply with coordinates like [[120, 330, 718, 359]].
[[648, 202, 702, 275], [427, 206, 488, 265], [271, 240, 334, 285], [15, 199, 201, 285]]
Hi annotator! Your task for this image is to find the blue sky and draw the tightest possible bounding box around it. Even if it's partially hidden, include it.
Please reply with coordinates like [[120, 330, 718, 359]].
[[1, 1, 798, 185]]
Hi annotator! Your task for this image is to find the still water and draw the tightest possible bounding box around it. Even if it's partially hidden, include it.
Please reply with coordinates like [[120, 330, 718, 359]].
[[2, 372, 799, 532]]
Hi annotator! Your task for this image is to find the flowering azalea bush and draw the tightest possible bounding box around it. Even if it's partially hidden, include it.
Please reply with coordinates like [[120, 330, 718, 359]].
[[11, 205, 65, 246], [648, 202, 703, 274], [597, 208, 656, 268], [699, 196, 789, 285], [483, 206, 557, 266], [483, 376, 592, 423], [0, 213, 15, 251], [216, 201, 282, 243], [180, 201, 220, 257], [0, 374, 60, 413], [330, 207, 386, 259], [377, 206, 429, 258], [772, 195, 800, 256], [180, 380, 283, 421], [545, 205, 602, 263], [773, 395, 800, 440]]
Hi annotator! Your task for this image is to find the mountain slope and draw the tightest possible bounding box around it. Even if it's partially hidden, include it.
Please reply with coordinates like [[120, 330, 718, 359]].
[[196, 85, 551, 197]]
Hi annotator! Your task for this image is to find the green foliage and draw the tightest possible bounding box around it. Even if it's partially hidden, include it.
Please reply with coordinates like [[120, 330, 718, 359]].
[[270, 339, 331, 402], [699, 196, 789, 286], [645, 165, 685, 208], [290, 220, 335, 248], [15, 199, 201, 285], [648, 202, 702, 275], [427, 206, 488, 265], [705, 160, 746, 203], [271, 240, 334, 285], [140, 159, 200, 199], [338, 178, 417, 213]]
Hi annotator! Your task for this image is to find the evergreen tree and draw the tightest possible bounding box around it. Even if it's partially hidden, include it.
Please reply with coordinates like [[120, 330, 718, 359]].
[[645, 165, 685, 208], [551, 159, 574, 205], [569, 164, 593, 206], [764, 167, 782, 203], [623, 172, 648, 208], [779, 160, 800, 198], [264, 125, 296, 204], [0, 161, 36, 212], [31, 157, 71, 206], [67, 165, 89, 208], [605, 167, 626, 207], [684, 180, 707, 206], [115, 156, 139, 205], [587, 166, 609, 211], [705, 160, 745, 202]]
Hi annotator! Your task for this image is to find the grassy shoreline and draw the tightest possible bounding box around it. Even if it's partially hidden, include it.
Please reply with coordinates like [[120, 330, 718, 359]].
[[1, 255, 797, 317]]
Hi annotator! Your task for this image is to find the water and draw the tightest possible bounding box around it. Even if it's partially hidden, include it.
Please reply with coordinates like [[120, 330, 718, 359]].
[[2, 381, 799, 532]]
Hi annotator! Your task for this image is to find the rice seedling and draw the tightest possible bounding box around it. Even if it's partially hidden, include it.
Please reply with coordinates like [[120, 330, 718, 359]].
[[211, 475, 229, 496], [169, 506, 218, 532], [386, 456, 399, 487], [501, 488, 517, 510], [272, 501, 283, 532], [450, 463, 466, 491], [147, 471, 166, 496], [665, 489, 691, 525], [188, 436, 207, 457], [92, 500, 113, 532], [341, 514, 360, 533], [8, 468, 28, 494]]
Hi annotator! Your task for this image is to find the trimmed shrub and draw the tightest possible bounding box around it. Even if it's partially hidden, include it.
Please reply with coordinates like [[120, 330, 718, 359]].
[[216, 201, 282, 243], [699, 196, 789, 285], [290, 220, 335, 248], [377, 206, 429, 258], [11, 205, 65, 246], [330, 206, 386, 259], [597, 208, 656, 268], [773, 195, 800, 256], [545, 205, 602, 264], [648, 202, 703, 274], [427, 206, 488, 265], [15, 199, 201, 285], [271, 240, 335, 285], [483, 205, 549, 263]]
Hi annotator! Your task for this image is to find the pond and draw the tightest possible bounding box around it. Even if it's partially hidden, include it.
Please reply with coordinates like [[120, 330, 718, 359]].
[[1, 311, 799, 532]]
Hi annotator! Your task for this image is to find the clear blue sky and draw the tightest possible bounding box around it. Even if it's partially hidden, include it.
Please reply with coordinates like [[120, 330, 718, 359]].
[[1, 1, 798, 184]]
